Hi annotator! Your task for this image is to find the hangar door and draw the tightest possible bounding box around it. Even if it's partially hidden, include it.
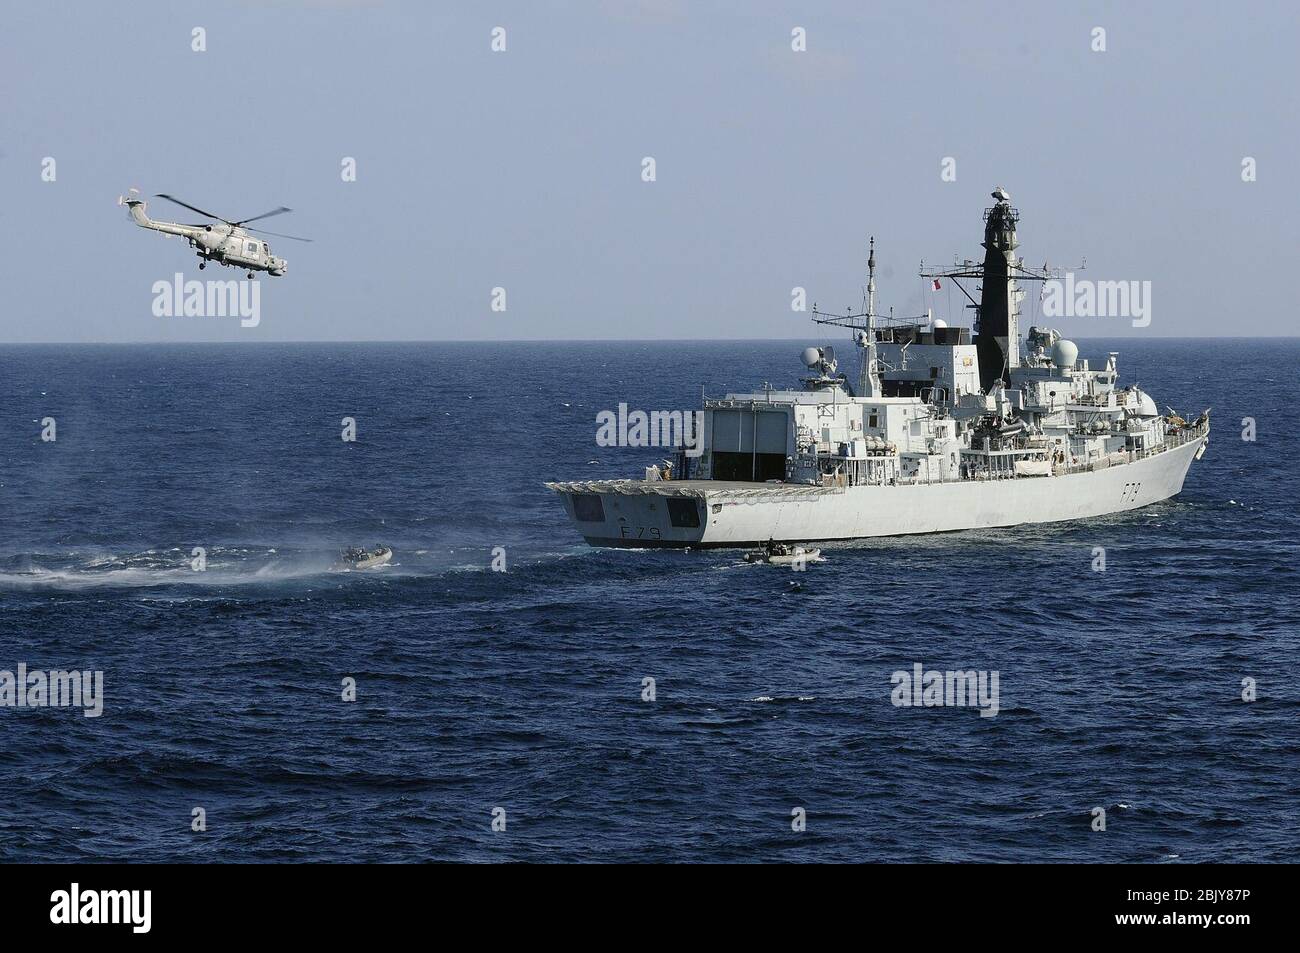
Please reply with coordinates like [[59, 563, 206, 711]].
[[710, 409, 788, 482]]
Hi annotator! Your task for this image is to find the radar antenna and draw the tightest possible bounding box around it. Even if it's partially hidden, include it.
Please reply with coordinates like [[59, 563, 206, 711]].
[[811, 237, 927, 398]]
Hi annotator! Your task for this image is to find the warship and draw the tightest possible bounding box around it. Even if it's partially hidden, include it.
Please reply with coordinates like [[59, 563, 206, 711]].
[[547, 188, 1209, 548]]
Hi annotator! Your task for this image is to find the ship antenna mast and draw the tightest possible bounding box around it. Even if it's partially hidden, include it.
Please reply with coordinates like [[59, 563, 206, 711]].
[[810, 236, 925, 399], [867, 236, 877, 325], [862, 237, 881, 397]]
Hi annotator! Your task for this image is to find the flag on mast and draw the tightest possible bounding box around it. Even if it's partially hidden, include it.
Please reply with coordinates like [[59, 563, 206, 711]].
[[932, 278, 942, 291]]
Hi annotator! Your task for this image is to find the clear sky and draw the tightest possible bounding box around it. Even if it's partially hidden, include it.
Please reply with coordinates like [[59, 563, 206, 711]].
[[3, 0, 1297, 342]]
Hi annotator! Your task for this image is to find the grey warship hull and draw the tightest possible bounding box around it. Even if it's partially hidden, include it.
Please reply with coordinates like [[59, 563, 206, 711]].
[[550, 428, 1205, 548]]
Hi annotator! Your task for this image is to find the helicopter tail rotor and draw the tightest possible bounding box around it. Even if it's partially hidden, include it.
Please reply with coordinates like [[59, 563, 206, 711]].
[[118, 188, 150, 226]]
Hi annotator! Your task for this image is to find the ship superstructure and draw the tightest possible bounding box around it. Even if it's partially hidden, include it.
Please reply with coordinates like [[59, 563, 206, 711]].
[[547, 189, 1209, 548]]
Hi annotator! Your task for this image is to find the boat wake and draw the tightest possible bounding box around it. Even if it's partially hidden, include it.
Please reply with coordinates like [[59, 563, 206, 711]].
[[0, 543, 594, 592], [0, 546, 351, 592]]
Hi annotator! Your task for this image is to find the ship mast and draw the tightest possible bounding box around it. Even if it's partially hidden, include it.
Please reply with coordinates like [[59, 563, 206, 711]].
[[810, 236, 924, 399], [861, 237, 881, 398], [920, 187, 1081, 393]]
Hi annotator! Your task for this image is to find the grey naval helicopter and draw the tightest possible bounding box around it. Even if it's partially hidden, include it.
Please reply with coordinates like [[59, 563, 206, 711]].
[[117, 188, 310, 278]]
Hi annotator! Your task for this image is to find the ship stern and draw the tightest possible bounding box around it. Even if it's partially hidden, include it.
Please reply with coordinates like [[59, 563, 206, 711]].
[[546, 480, 710, 548]]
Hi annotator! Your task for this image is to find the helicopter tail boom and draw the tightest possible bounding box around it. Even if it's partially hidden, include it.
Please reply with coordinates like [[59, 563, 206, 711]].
[[118, 188, 201, 239], [118, 188, 151, 226]]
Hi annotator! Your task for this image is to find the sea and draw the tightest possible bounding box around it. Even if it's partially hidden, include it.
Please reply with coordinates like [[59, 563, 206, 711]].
[[1, 338, 1296, 862]]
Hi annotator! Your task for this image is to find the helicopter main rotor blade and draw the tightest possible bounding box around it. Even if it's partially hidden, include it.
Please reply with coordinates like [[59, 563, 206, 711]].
[[234, 206, 292, 226], [246, 225, 313, 243], [155, 193, 225, 221]]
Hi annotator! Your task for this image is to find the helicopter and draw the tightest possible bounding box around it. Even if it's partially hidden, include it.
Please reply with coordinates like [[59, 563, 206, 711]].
[[117, 188, 310, 278]]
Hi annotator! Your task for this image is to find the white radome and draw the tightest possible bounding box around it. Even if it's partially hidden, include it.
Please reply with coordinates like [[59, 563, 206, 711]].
[[932, 319, 948, 329], [1051, 339, 1078, 369]]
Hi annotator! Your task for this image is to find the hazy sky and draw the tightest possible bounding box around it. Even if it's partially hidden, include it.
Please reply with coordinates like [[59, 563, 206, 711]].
[[3, 0, 1297, 343]]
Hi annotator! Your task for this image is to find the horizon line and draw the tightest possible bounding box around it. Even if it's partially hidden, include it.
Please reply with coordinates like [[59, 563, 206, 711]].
[[2, 334, 1297, 346]]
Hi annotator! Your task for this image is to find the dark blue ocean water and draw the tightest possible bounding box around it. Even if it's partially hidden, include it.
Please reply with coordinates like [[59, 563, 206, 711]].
[[1, 339, 1297, 862]]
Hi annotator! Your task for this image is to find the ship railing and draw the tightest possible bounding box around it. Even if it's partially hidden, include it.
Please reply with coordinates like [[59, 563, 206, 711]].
[[983, 206, 1020, 221], [1056, 419, 1207, 474], [896, 469, 1015, 485], [1070, 393, 1114, 407], [852, 419, 1208, 486], [1135, 421, 1206, 458]]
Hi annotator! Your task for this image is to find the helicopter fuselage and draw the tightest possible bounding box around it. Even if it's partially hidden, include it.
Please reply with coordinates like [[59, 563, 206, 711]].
[[119, 191, 289, 276], [183, 222, 287, 276]]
